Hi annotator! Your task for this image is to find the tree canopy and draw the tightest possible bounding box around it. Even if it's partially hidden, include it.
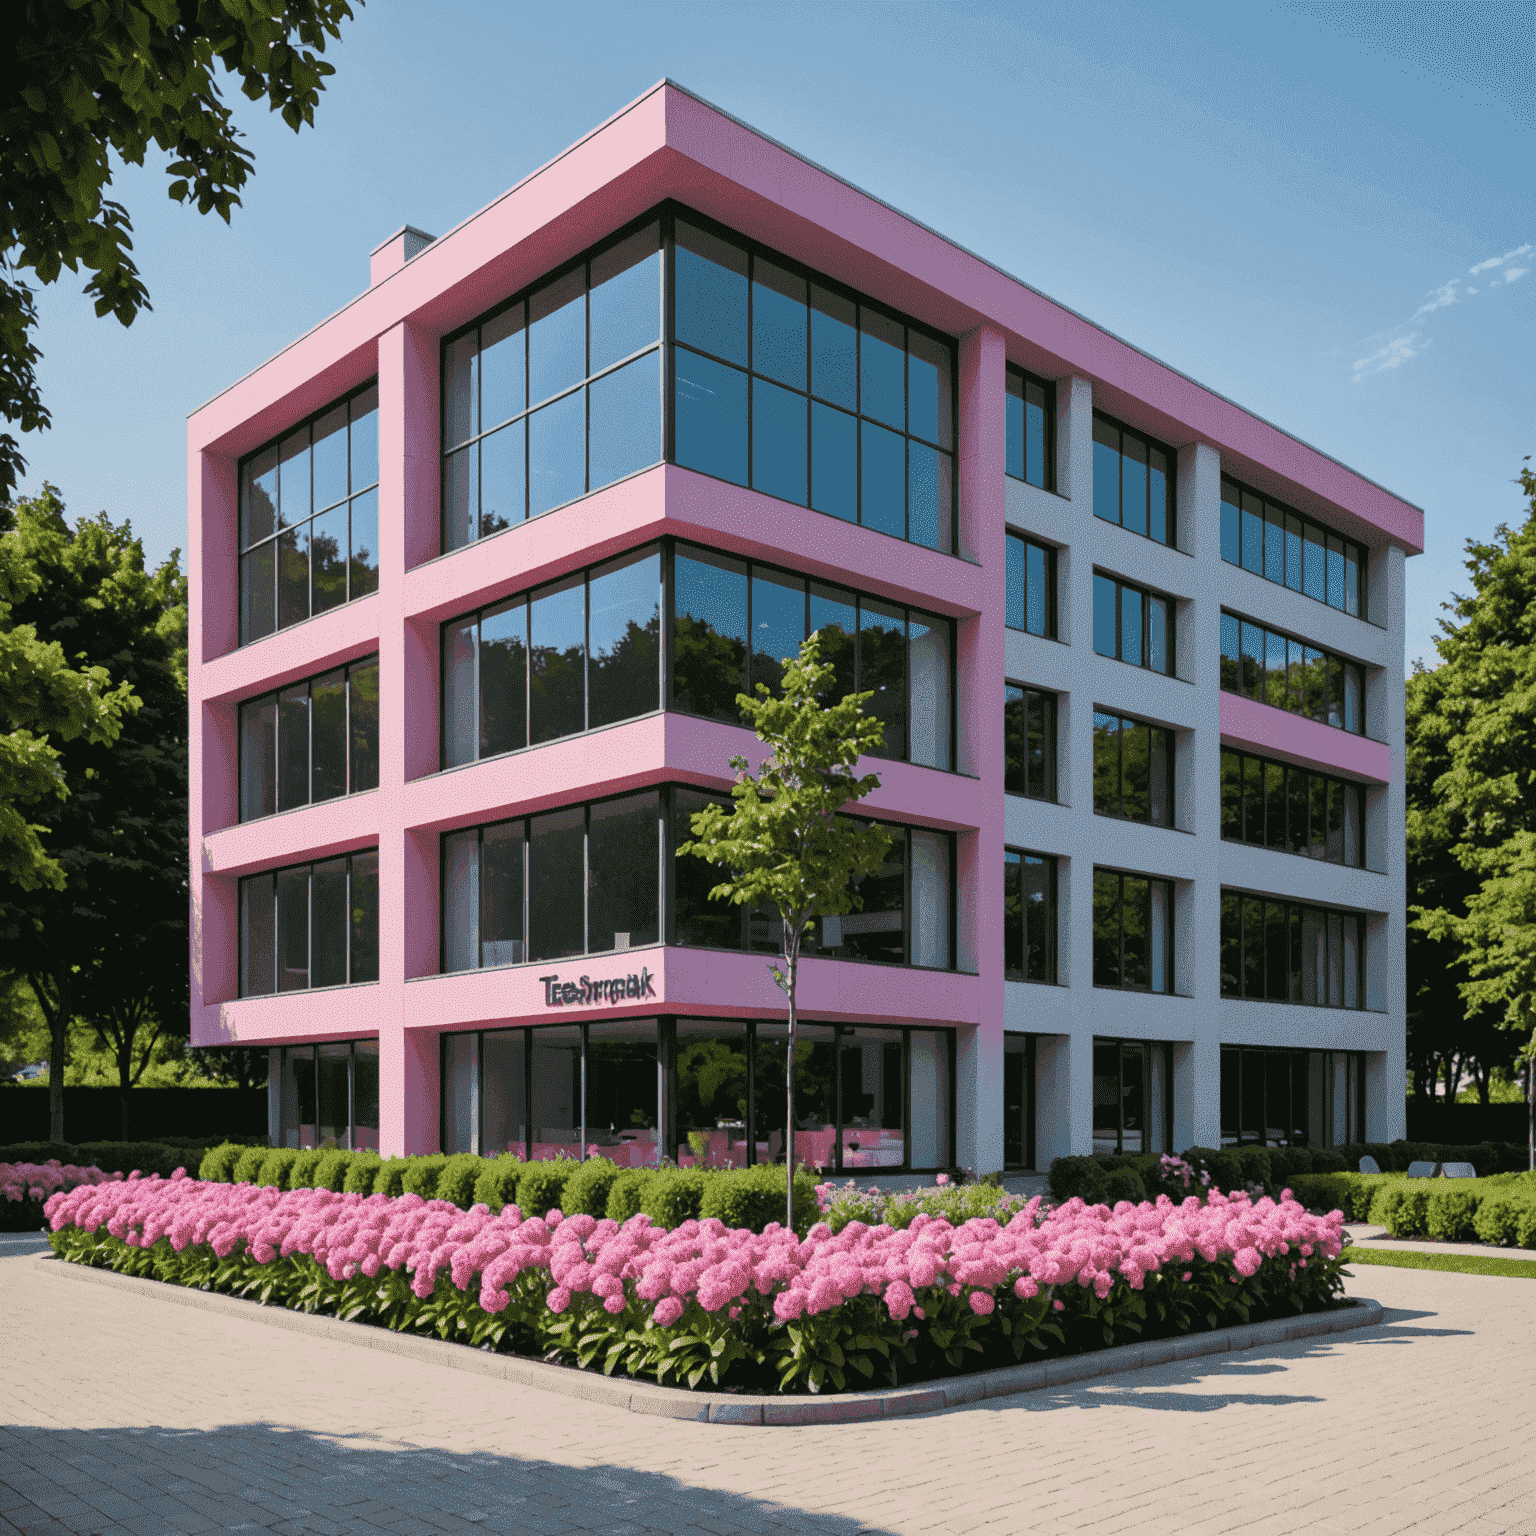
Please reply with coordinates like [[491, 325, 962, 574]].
[[0, 0, 358, 496], [0, 485, 187, 1139], [1412, 460, 1536, 1080]]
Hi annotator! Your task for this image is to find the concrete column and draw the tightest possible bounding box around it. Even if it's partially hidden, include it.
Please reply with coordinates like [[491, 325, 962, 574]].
[[1181, 439, 1224, 1149], [1059, 376, 1097, 1153], [955, 324, 1007, 1175], [1379, 542, 1408, 1140], [377, 320, 441, 1155]]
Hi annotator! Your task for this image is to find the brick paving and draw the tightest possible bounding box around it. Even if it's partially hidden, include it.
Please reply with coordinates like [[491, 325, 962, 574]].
[[3, 1231, 1533, 1535]]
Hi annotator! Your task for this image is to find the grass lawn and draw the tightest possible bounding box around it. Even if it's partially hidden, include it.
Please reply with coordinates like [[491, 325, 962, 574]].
[[1344, 1246, 1536, 1279]]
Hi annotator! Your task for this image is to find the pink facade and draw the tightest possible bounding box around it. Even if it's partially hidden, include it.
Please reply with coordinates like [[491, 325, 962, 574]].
[[189, 82, 1420, 1165]]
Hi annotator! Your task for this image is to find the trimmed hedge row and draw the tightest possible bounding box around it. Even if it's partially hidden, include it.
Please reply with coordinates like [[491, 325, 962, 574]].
[[196, 1142, 821, 1234], [1048, 1139, 1531, 1207], [1289, 1169, 1536, 1247], [1047, 1145, 1350, 1205], [0, 1139, 262, 1180]]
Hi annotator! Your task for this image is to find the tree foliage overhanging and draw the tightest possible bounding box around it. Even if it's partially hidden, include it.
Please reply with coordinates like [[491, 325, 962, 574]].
[[0, 0, 358, 497], [1411, 460, 1536, 1087], [0, 485, 188, 1138]]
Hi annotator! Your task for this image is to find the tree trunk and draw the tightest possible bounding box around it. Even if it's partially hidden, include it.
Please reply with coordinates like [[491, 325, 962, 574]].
[[784, 919, 800, 1233], [28, 973, 69, 1143]]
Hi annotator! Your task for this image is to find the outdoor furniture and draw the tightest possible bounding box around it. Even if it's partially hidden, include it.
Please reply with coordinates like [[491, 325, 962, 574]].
[[1405, 1160, 1439, 1179], [1358, 1155, 1381, 1174], [1442, 1161, 1477, 1179]]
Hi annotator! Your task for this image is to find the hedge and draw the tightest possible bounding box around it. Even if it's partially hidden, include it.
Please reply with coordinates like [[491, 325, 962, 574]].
[[1287, 1168, 1536, 1248], [195, 1141, 829, 1235], [1, 1140, 256, 1180]]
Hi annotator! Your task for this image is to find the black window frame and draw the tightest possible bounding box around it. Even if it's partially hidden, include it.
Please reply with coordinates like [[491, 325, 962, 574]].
[[441, 786, 958, 975], [275, 1039, 380, 1151], [1091, 410, 1176, 548], [237, 379, 382, 647], [1006, 532, 1058, 639], [1003, 848, 1058, 984], [1219, 609, 1367, 736], [1092, 708, 1175, 828], [1004, 682, 1057, 801], [1092, 1036, 1176, 1156], [1092, 866, 1176, 994], [664, 539, 957, 770], [1220, 746, 1367, 866], [1220, 475, 1366, 619], [666, 203, 960, 555], [1094, 571, 1176, 674], [1219, 1044, 1367, 1149], [1005, 367, 1056, 491], [238, 848, 380, 998], [1219, 889, 1367, 1009], [238, 653, 380, 822], [1003, 1032, 1038, 1171], [438, 1016, 957, 1174], [439, 210, 666, 552]]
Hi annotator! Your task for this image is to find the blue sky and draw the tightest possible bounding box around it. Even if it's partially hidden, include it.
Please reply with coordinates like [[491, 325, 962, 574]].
[[15, 0, 1530, 671]]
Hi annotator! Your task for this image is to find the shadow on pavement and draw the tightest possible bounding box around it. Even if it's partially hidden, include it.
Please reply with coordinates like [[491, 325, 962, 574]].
[[0, 1421, 896, 1536]]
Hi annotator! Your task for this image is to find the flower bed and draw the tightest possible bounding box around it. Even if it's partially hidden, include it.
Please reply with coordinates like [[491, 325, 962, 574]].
[[46, 1172, 1349, 1394], [3, 1160, 121, 1231]]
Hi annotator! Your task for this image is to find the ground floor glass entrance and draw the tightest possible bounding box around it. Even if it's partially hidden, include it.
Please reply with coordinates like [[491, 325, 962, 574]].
[[440, 1016, 956, 1173]]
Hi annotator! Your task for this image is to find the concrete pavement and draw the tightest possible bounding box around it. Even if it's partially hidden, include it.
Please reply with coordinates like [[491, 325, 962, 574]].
[[3, 1232, 1532, 1536]]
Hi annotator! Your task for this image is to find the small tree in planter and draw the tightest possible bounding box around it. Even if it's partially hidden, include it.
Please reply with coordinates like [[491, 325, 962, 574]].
[[677, 631, 891, 1227]]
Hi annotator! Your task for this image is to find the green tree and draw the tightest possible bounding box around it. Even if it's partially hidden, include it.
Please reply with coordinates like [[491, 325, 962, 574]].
[[0, 498, 137, 890], [677, 631, 892, 1225], [0, 0, 359, 497], [0, 486, 187, 1141], [1412, 460, 1536, 1152]]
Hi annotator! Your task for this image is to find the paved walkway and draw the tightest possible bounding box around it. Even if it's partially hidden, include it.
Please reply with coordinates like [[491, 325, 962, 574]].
[[1345, 1223, 1536, 1262], [3, 1232, 1533, 1536]]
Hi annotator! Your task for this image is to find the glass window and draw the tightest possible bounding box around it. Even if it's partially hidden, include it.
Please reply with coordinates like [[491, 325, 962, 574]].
[[528, 806, 585, 962], [1004, 1034, 1036, 1171], [1006, 533, 1056, 638], [530, 1024, 583, 1162], [1220, 748, 1368, 867], [238, 850, 377, 997], [1091, 412, 1175, 546], [1005, 369, 1053, 490], [754, 1021, 836, 1166], [1220, 1046, 1365, 1149], [588, 549, 660, 729], [444, 1033, 478, 1155], [673, 545, 749, 723], [442, 224, 665, 552], [482, 1030, 526, 1159], [909, 828, 950, 970], [587, 1019, 660, 1163], [675, 1020, 750, 1168], [1094, 711, 1173, 827], [588, 793, 660, 953], [671, 788, 742, 950], [1004, 850, 1056, 983], [1093, 1038, 1173, 1156], [1222, 475, 1366, 617], [668, 544, 951, 769], [1004, 684, 1056, 801], [529, 575, 585, 744], [817, 825, 907, 965], [672, 220, 954, 550], [1097, 574, 1174, 672], [354, 1040, 379, 1151], [480, 598, 528, 759], [481, 823, 524, 967], [239, 383, 381, 643], [1219, 610, 1367, 735], [1093, 869, 1174, 993], [238, 656, 380, 821], [1220, 892, 1365, 1008]]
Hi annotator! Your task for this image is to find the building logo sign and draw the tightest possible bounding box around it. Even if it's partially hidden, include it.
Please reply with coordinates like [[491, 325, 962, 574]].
[[539, 968, 657, 1008]]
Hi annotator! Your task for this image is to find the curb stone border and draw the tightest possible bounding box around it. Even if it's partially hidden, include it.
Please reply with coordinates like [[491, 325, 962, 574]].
[[36, 1252, 1382, 1426]]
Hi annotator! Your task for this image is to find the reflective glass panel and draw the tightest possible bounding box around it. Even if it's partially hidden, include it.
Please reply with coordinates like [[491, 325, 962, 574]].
[[589, 223, 661, 375], [479, 599, 527, 759], [588, 792, 659, 953], [588, 548, 660, 729]]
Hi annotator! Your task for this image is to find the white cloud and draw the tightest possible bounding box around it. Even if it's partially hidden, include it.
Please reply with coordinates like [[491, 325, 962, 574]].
[[1350, 240, 1531, 382], [1352, 333, 1429, 382], [1469, 242, 1533, 276]]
